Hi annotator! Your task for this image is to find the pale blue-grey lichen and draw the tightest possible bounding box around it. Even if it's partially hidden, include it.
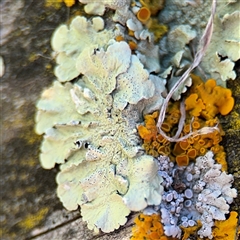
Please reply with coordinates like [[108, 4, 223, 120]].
[[144, 151, 237, 239], [35, 37, 166, 232]]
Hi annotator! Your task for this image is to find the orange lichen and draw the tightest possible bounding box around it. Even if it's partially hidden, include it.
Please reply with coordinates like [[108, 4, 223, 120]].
[[173, 142, 186, 156], [138, 125, 156, 143], [212, 211, 238, 239], [147, 18, 168, 42], [138, 75, 232, 169], [131, 213, 176, 240], [211, 144, 227, 171], [176, 154, 189, 166], [139, 109, 227, 167], [115, 35, 124, 42], [64, 0, 75, 7], [179, 141, 190, 151], [140, 0, 165, 15], [185, 76, 235, 119], [187, 148, 197, 159], [45, 0, 75, 8], [138, 105, 227, 167], [128, 40, 137, 50], [128, 30, 135, 37], [137, 7, 151, 24], [185, 93, 205, 117], [180, 220, 202, 240], [192, 120, 201, 129]]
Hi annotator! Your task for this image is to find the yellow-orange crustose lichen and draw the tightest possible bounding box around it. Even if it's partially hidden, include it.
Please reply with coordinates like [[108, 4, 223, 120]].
[[212, 211, 238, 240], [180, 220, 202, 240], [131, 213, 177, 240], [185, 74, 234, 119], [140, 0, 165, 16], [137, 7, 151, 24], [136, 2, 168, 41], [138, 75, 233, 171], [63, 0, 75, 7], [147, 18, 168, 42], [45, 0, 75, 8]]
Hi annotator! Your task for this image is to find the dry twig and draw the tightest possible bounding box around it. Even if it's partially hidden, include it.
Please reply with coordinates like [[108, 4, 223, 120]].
[[156, 0, 217, 142]]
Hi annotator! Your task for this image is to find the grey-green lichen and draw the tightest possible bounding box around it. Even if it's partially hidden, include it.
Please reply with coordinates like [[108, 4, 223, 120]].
[[201, 9, 240, 84], [35, 37, 165, 232], [158, 0, 240, 92]]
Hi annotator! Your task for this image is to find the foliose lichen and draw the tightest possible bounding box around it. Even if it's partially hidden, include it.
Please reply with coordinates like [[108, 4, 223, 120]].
[[146, 152, 237, 239], [36, 31, 166, 231], [35, 0, 239, 237], [51, 16, 114, 82]]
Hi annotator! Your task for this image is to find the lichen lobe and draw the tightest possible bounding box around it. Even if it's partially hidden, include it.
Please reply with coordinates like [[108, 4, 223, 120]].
[[35, 40, 163, 232]]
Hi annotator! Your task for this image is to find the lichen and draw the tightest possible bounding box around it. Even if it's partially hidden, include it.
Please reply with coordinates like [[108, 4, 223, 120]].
[[138, 75, 231, 170], [137, 7, 151, 24], [36, 0, 239, 237], [51, 16, 114, 82], [18, 207, 49, 230], [45, 0, 75, 8], [154, 152, 237, 239], [212, 211, 238, 239], [147, 18, 168, 42], [79, 0, 129, 15], [35, 41, 164, 232], [201, 9, 240, 83], [185, 75, 235, 119], [131, 213, 172, 240], [180, 220, 202, 240], [139, 0, 165, 16], [157, 0, 240, 86]]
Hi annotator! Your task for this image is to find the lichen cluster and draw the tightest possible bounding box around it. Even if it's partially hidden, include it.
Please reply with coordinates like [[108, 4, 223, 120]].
[[131, 213, 175, 240], [158, 0, 240, 85], [35, 14, 166, 232], [35, 0, 239, 238], [156, 152, 237, 239], [136, 74, 237, 238], [138, 74, 232, 171]]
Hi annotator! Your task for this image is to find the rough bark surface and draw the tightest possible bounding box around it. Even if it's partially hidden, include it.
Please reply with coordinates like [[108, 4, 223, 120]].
[[1, 1, 239, 240]]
